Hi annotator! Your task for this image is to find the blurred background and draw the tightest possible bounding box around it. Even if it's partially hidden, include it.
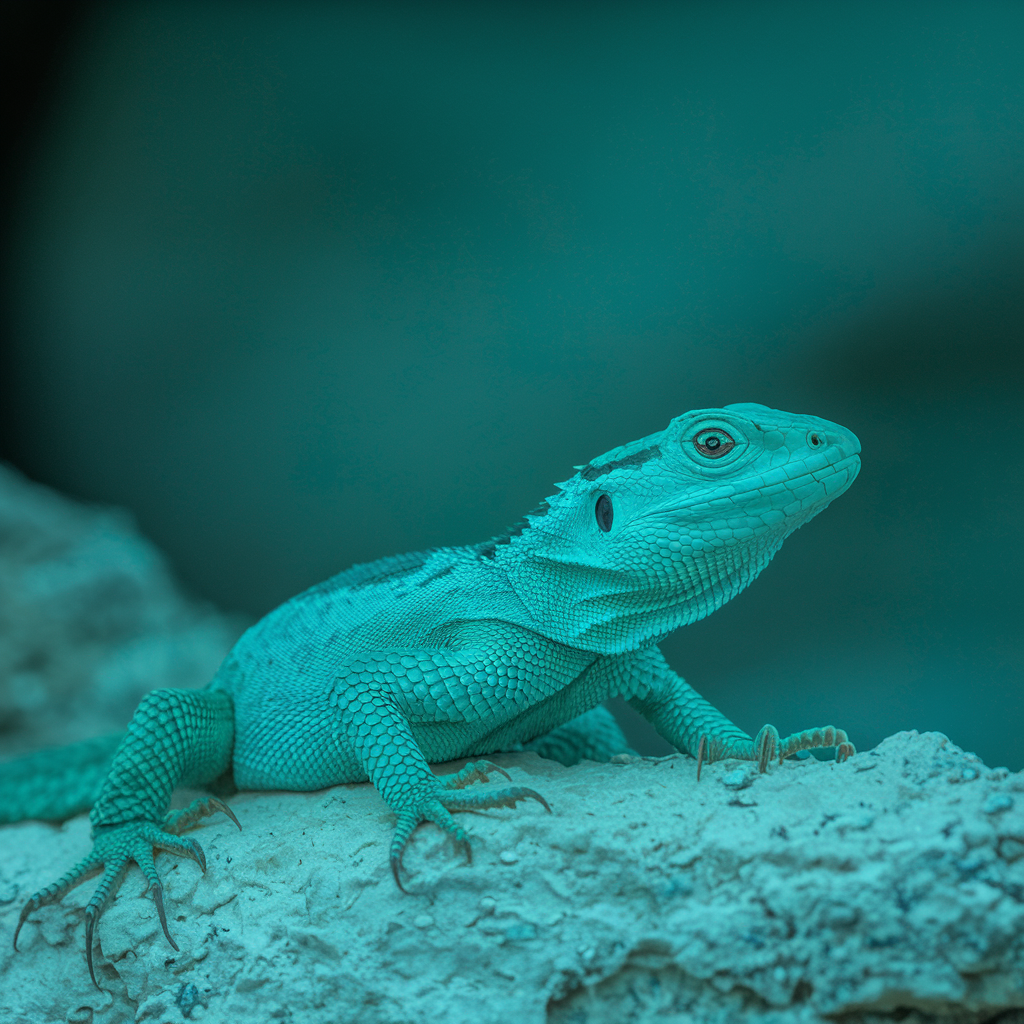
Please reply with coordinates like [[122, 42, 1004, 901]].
[[1, 1, 1020, 769]]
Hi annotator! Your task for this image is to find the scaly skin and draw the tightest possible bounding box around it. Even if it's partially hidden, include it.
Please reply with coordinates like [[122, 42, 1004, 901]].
[[5, 403, 860, 985]]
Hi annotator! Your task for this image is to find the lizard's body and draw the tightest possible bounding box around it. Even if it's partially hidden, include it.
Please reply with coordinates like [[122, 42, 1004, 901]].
[[224, 548, 579, 790], [3, 403, 861, 984]]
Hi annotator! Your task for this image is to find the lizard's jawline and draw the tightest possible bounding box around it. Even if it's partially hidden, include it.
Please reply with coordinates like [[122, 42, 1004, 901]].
[[640, 452, 862, 522]]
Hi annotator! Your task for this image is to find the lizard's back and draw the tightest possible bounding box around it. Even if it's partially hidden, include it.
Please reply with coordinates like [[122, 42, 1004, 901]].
[[216, 544, 522, 695]]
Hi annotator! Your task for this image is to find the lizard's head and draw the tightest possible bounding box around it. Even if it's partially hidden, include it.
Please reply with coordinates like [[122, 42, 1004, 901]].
[[493, 403, 860, 652]]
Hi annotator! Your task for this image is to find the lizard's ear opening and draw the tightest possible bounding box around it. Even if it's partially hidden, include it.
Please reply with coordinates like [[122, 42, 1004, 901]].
[[595, 493, 614, 533]]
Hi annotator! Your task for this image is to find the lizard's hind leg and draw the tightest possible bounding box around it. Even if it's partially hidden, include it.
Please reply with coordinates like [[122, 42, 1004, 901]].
[[14, 688, 237, 987]]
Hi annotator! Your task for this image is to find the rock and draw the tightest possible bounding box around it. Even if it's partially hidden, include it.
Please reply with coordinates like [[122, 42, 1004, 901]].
[[0, 463, 244, 757], [2, 731, 1022, 1024]]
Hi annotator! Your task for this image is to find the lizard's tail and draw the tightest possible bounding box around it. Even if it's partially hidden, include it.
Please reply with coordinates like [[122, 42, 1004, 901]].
[[0, 732, 123, 824]]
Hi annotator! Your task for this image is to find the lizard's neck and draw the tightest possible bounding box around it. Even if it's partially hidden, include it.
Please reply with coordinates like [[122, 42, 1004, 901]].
[[496, 536, 778, 654]]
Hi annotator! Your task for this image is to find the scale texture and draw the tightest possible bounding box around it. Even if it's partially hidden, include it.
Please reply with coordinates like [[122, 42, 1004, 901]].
[[2, 403, 862, 984]]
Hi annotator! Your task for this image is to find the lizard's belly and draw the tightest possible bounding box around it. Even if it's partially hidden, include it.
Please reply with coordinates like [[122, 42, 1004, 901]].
[[231, 709, 365, 790], [232, 715, 503, 791]]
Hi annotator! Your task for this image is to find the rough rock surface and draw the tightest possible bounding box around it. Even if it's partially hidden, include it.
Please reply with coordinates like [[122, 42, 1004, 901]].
[[0, 463, 244, 756], [2, 731, 1022, 1024]]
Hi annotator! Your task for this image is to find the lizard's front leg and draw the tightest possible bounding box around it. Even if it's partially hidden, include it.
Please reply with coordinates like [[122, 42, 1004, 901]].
[[327, 649, 557, 889], [14, 688, 238, 987], [625, 647, 854, 774]]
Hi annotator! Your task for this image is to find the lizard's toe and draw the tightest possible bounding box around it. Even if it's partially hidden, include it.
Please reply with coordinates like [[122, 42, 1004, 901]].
[[13, 850, 103, 952], [693, 722, 854, 775], [83, 865, 123, 989], [439, 760, 513, 790], [389, 800, 470, 892], [17, 817, 224, 989], [440, 785, 551, 815], [388, 784, 549, 891], [163, 795, 240, 835], [753, 724, 782, 772], [779, 725, 855, 763]]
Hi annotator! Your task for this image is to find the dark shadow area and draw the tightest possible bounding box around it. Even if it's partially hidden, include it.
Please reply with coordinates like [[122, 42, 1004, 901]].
[[0, 1, 97, 457]]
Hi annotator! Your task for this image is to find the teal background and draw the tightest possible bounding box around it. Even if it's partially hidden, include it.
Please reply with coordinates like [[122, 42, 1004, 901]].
[[2, 2, 1021, 768]]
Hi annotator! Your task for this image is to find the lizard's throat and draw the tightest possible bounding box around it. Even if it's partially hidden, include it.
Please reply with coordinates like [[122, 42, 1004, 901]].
[[506, 540, 777, 654]]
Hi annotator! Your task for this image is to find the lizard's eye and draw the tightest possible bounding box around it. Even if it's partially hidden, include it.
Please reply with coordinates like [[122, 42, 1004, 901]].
[[692, 428, 735, 459], [595, 493, 614, 532], [807, 431, 823, 448]]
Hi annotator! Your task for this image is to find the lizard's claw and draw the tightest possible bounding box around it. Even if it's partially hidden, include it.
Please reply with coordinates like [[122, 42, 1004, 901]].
[[14, 797, 237, 988], [389, 780, 551, 892], [753, 724, 782, 771]]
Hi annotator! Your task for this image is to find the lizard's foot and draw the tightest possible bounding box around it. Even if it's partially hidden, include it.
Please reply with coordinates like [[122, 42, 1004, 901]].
[[389, 784, 550, 892], [14, 800, 239, 988], [697, 724, 855, 779]]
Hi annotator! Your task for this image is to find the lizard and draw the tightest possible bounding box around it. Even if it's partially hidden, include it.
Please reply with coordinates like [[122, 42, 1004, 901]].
[[2, 402, 860, 986]]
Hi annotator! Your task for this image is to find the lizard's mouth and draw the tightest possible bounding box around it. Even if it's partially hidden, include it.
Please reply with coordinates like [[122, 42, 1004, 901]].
[[638, 450, 862, 525], [725, 451, 862, 516], [803, 450, 861, 499]]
